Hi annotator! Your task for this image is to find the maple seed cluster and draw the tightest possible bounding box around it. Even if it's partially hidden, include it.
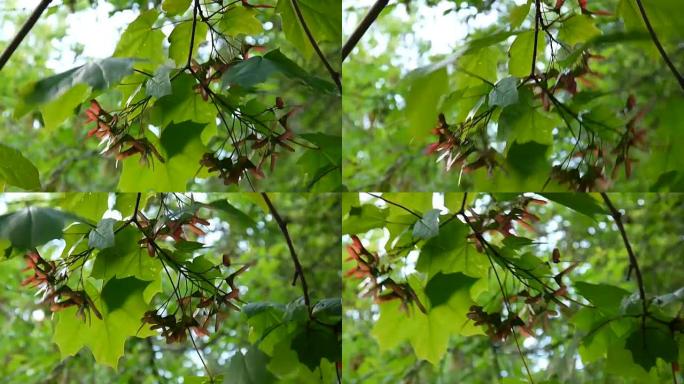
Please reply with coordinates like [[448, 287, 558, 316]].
[[22, 250, 102, 321], [136, 210, 210, 257], [425, 113, 500, 175], [84, 99, 165, 165], [345, 235, 426, 313], [467, 305, 531, 342]]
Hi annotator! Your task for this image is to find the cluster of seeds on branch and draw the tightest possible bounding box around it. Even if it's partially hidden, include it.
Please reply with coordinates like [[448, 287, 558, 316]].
[[345, 235, 426, 313], [136, 209, 210, 257], [463, 196, 546, 251], [467, 305, 531, 341], [425, 113, 500, 176], [84, 99, 165, 165], [611, 94, 648, 179], [22, 250, 102, 321]]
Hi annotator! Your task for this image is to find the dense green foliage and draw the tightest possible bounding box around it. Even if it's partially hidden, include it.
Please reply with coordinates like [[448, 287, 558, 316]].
[[0, 193, 341, 383], [0, 0, 341, 192], [343, 0, 684, 191], [343, 192, 684, 383]]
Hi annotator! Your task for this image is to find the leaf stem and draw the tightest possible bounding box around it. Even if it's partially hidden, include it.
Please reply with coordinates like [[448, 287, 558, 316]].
[[288, 0, 342, 92]]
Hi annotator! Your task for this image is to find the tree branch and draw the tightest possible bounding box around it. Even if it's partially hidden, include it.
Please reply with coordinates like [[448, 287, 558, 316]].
[[600, 193, 648, 322], [633, 0, 684, 91], [187, 0, 200, 69], [289, 0, 342, 92], [0, 0, 52, 71], [341, 0, 389, 62], [261, 193, 312, 311], [367, 192, 422, 219], [530, 0, 541, 78]]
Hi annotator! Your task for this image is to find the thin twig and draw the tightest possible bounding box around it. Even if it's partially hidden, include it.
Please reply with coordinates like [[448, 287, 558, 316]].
[[187, 0, 200, 69], [600, 193, 648, 326], [261, 193, 312, 311], [530, 0, 541, 78], [289, 0, 342, 92], [0, 0, 52, 71], [367, 192, 422, 219], [634, 0, 684, 91], [341, 0, 389, 62]]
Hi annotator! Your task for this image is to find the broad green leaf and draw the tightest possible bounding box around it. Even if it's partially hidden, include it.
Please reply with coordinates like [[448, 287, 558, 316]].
[[113, 10, 165, 68], [145, 65, 173, 98], [575, 282, 630, 316], [208, 200, 257, 231], [509, 1, 531, 29], [91, 226, 160, 282], [162, 0, 191, 16], [418, 221, 486, 279], [60, 193, 109, 223], [404, 68, 448, 143], [653, 287, 684, 308], [52, 277, 156, 368], [312, 298, 341, 324], [342, 204, 388, 234], [0, 144, 41, 191], [498, 88, 557, 145], [0, 207, 76, 250], [505, 141, 550, 184], [276, 0, 341, 58], [151, 74, 215, 128], [540, 193, 607, 219], [488, 77, 519, 108], [299, 133, 341, 166], [118, 121, 208, 191], [626, 326, 678, 371], [412, 209, 441, 240], [290, 323, 340, 370], [88, 218, 116, 250], [222, 50, 336, 93], [224, 346, 276, 384], [508, 30, 545, 77], [558, 15, 602, 46], [19, 58, 137, 108], [40, 83, 89, 130], [168, 21, 208, 66], [220, 6, 264, 36], [425, 272, 478, 308]]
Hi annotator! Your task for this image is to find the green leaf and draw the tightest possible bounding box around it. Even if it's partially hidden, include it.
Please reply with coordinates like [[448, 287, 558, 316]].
[[52, 277, 156, 368], [40, 83, 89, 130], [88, 219, 116, 250], [0, 207, 76, 250], [498, 88, 556, 145], [626, 327, 678, 371], [20, 58, 137, 108], [162, 0, 191, 16], [575, 282, 630, 316], [60, 193, 110, 223], [488, 77, 519, 108], [653, 287, 684, 308], [276, 0, 340, 57], [222, 50, 335, 93], [146, 65, 173, 98], [558, 15, 602, 46], [508, 30, 545, 77], [113, 10, 165, 68], [0, 143, 41, 191], [299, 133, 341, 166], [152, 74, 215, 128], [224, 346, 276, 384], [509, 1, 531, 29], [168, 21, 208, 66], [220, 6, 264, 36], [208, 200, 257, 231], [540, 193, 607, 219], [404, 68, 448, 143], [413, 209, 441, 240], [290, 323, 340, 370], [342, 204, 388, 234], [312, 298, 341, 324], [118, 121, 208, 191], [91, 227, 160, 282], [417, 220, 486, 279], [425, 272, 478, 308]]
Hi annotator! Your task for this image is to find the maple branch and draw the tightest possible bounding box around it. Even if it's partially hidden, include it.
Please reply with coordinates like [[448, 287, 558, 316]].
[[633, 0, 684, 91], [0, 0, 52, 71], [187, 0, 200, 69], [289, 0, 342, 92], [367, 192, 422, 219], [261, 193, 312, 311], [341, 0, 389, 62], [530, 0, 541, 78], [600, 193, 648, 321]]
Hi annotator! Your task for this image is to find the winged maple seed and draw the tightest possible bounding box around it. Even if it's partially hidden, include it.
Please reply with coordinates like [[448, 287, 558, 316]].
[[22, 250, 102, 321], [135, 211, 211, 256], [345, 235, 426, 314], [425, 113, 501, 175]]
